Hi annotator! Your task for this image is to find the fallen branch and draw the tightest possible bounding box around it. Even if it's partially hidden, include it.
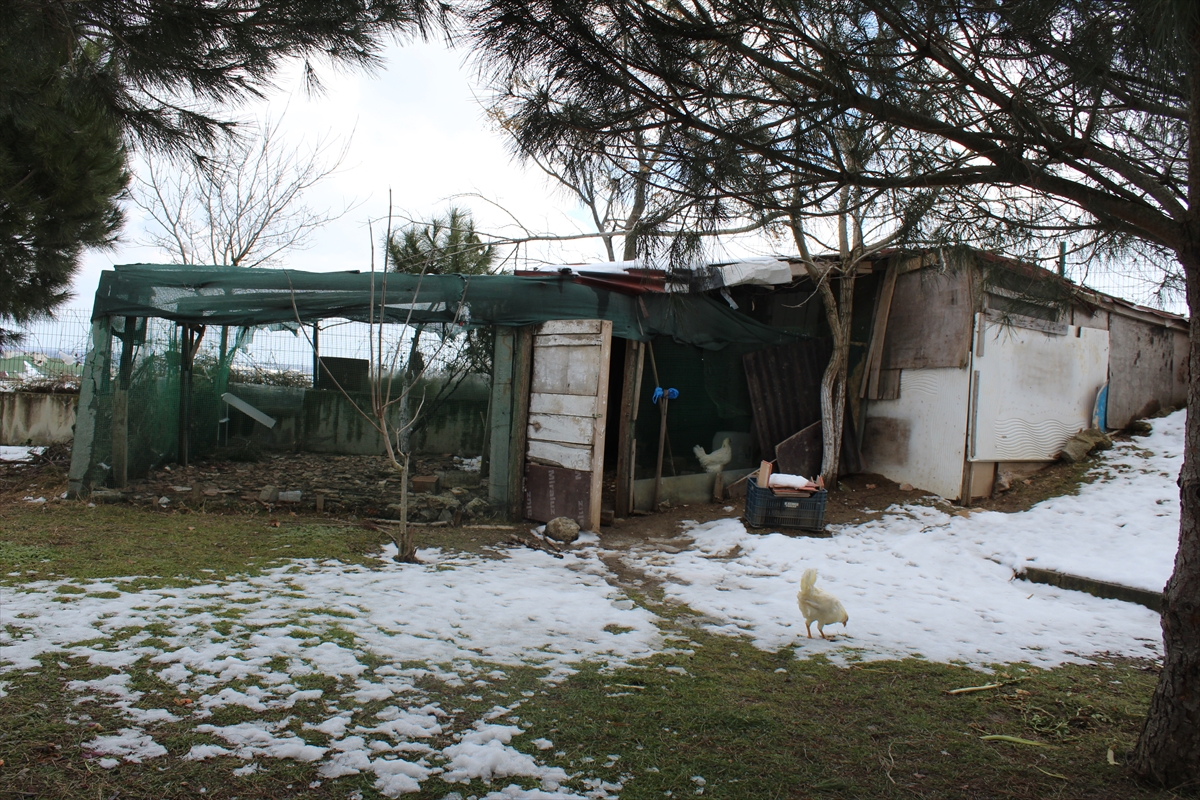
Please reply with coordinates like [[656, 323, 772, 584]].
[[980, 735, 1051, 748], [503, 535, 564, 559], [945, 683, 1004, 695]]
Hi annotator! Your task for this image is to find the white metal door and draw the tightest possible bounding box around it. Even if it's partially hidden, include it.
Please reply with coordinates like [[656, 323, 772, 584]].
[[970, 313, 1109, 461], [524, 319, 612, 530]]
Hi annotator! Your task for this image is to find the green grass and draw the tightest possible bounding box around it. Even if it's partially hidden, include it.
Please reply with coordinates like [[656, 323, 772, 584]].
[[0, 501, 1180, 799], [0, 637, 1169, 800], [0, 505, 390, 585], [0, 503, 518, 586]]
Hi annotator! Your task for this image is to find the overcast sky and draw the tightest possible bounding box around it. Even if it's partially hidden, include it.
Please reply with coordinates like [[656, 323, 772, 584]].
[[71, 40, 698, 310], [67, 39, 1179, 317]]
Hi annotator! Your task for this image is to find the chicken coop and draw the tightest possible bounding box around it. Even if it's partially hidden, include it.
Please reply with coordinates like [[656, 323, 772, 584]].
[[67, 263, 803, 530]]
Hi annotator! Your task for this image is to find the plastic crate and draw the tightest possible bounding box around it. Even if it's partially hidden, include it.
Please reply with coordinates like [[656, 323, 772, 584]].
[[744, 475, 827, 532]]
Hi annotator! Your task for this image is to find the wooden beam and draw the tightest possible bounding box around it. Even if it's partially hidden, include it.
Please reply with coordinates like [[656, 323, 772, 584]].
[[585, 320, 613, 531], [614, 339, 644, 518], [862, 259, 900, 400], [507, 326, 534, 520], [67, 318, 113, 498], [487, 328, 515, 505]]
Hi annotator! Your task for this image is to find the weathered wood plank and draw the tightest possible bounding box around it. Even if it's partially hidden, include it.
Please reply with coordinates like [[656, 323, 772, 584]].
[[528, 413, 594, 446], [775, 421, 822, 479], [534, 333, 606, 348], [983, 308, 1068, 336], [586, 320, 613, 530], [507, 326, 534, 520], [530, 392, 596, 417], [863, 259, 899, 399], [530, 345, 602, 396], [540, 319, 603, 335], [615, 340, 644, 518], [527, 439, 594, 471], [880, 268, 974, 371]]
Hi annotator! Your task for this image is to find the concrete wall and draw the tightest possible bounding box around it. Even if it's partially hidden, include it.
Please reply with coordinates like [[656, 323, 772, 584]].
[[224, 376, 489, 456], [0, 392, 78, 445]]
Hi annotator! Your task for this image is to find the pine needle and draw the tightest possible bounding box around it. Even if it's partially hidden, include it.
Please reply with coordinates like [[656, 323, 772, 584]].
[[1035, 767, 1069, 780]]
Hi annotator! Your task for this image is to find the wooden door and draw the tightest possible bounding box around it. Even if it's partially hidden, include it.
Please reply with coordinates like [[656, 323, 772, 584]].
[[523, 319, 613, 531]]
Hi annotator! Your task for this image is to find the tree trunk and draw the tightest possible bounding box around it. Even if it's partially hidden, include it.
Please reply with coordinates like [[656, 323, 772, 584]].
[[818, 271, 856, 486], [1132, 246, 1200, 786]]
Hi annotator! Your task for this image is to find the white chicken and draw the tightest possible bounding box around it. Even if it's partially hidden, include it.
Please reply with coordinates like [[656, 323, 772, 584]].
[[693, 438, 732, 473], [797, 568, 849, 639]]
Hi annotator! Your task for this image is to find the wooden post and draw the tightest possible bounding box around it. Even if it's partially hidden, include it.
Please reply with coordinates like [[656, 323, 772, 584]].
[[178, 324, 206, 467], [614, 339, 645, 517], [488, 328, 515, 506], [653, 394, 669, 509], [506, 326, 534, 520], [111, 317, 137, 489], [67, 317, 113, 498]]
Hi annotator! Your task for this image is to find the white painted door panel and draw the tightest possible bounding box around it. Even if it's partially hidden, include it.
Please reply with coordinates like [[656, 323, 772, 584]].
[[970, 314, 1109, 461], [863, 367, 971, 500]]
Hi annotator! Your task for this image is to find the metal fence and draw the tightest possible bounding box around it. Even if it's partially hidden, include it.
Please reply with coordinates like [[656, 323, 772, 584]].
[[3, 311, 481, 388]]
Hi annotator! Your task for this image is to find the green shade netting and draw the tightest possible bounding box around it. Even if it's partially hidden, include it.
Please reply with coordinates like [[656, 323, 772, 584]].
[[93, 264, 801, 350]]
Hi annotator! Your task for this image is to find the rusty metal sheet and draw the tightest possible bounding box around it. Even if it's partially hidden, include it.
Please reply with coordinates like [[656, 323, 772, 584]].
[[742, 338, 832, 456], [775, 421, 822, 478], [523, 462, 591, 526]]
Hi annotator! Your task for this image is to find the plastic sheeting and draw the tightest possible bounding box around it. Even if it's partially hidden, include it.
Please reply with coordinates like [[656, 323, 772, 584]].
[[92, 264, 802, 351]]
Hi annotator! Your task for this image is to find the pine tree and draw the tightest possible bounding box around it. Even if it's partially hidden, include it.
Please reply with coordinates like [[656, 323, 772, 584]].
[[1, 0, 434, 338]]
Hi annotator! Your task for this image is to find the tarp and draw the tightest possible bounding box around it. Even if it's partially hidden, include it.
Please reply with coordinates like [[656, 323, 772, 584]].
[[92, 264, 802, 350]]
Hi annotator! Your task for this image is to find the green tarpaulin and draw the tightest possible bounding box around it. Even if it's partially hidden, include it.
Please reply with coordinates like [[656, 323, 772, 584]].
[[93, 264, 801, 350]]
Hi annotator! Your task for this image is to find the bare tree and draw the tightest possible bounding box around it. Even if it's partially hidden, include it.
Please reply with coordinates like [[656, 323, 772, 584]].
[[133, 115, 349, 269], [133, 114, 350, 366]]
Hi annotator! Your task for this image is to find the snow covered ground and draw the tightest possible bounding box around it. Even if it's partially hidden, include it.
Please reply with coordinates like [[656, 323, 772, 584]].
[[0, 411, 1183, 797], [630, 410, 1182, 669], [0, 445, 44, 462]]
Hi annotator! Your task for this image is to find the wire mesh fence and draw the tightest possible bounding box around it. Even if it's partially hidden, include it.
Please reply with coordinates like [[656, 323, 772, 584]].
[[1, 309, 93, 388], [1066, 260, 1186, 316]]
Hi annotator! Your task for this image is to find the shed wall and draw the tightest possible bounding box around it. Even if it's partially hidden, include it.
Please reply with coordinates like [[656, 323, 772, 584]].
[[862, 367, 971, 500], [1106, 313, 1179, 428]]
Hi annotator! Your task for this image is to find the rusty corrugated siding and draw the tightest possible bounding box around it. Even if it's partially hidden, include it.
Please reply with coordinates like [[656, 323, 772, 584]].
[[742, 338, 832, 457]]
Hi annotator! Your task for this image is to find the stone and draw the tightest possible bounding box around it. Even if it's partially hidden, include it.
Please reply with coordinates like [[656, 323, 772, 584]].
[[463, 497, 491, 518], [1127, 419, 1153, 435], [438, 509, 455, 523], [449, 487, 469, 497], [427, 492, 462, 511], [994, 471, 1013, 493], [437, 470, 482, 489], [545, 516, 581, 544], [258, 485, 279, 503], [899, 482, 915, 492], [1059, 428, 1113, 463], [278, 490, 301, 503]]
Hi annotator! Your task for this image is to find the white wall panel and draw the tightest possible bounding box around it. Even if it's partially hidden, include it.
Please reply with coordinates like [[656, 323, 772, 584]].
[[970, 315, 1109, 461]]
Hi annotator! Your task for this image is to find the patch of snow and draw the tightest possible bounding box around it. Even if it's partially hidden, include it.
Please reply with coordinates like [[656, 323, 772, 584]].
[[83, 729, 168, 763]]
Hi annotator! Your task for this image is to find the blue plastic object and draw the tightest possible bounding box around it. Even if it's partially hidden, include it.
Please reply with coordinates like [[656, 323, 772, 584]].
[[651, 387, 679, 405]]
